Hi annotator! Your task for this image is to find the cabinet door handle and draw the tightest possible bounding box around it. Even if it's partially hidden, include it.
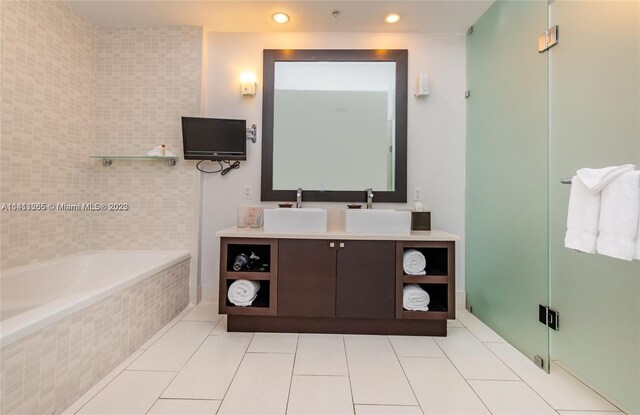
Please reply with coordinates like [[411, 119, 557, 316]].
[[329, 242, 335, 248], [339, 242, 345, 248]]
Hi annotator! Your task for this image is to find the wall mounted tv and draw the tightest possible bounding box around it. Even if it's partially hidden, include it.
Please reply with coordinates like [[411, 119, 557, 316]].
[[181, 117, 247, 161]]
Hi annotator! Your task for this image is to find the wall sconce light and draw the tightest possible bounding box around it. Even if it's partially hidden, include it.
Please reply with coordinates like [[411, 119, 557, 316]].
[[240, 71, 256, 96]]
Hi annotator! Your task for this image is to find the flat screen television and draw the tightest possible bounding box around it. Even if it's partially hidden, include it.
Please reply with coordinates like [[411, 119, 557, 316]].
[[181, 117, 247, 161]]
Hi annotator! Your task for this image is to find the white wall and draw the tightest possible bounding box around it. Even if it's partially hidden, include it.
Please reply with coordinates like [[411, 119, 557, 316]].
[[200, 32, 466, 302]]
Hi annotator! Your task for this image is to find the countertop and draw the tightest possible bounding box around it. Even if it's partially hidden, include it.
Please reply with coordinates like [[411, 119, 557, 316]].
[[216, 225, 460, 241]]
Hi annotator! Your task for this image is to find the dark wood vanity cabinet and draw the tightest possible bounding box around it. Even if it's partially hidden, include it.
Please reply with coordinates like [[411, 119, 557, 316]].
[[277, 239, 396, 319], [219, 235, 455, 336], [336, 240, 396, 319], [278, 239, 337, 317]]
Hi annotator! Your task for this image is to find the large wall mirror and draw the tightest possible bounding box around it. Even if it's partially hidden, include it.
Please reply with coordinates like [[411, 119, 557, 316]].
[[261, 49, 408, 203]]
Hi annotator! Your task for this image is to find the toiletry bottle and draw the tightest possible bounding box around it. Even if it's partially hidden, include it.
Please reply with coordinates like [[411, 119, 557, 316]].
[[161, 144, 166, 156]]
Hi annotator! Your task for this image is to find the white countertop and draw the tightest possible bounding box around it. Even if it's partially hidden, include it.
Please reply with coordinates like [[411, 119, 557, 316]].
[[216, 225, 460, 241]]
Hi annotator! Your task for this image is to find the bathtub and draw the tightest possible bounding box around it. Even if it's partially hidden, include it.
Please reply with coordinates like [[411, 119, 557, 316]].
[[0, 250, 191, 415]]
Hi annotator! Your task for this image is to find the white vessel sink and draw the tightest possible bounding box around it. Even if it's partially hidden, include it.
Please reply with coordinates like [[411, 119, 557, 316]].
[[345, 209, 411, 235], [263, 208, 328, 233]]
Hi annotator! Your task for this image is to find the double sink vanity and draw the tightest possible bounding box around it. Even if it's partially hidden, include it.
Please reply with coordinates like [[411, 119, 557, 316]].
[[217, 207, 459, 336], [217, 48, 457, 336]]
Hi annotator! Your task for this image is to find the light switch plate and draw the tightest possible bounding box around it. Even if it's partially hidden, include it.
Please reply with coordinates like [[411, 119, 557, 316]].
[[244, 185, 252, 199]]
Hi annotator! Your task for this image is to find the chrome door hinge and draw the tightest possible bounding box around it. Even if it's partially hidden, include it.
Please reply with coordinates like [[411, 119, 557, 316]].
[[465, 90, 471, 99], [539, 304, 559, 331], [538, 25, 559, 53], [466, 26, 474, 36]]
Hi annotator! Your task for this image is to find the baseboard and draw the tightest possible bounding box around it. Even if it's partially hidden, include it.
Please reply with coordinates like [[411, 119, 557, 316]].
[[456, 289, 466, 310]]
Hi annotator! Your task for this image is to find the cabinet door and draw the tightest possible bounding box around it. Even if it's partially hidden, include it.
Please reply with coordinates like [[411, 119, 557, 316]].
[[278, 239, 337, 317], [336, 240, 396, 319]]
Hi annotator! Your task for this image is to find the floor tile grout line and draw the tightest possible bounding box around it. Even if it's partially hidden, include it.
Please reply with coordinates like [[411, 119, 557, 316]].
[[70, 307, 192, 413], [144, 371, 180, 415], [283, 333, 300, 414], [551, 361, 626, 413], [155, 397, 222, 402], [388, 336, 425, 415], [433, 331, 494, 415], [444, 326, 521, 380], [208, 316, 231, 337], [215, 331, 255, 414], [481, 340, 575, 412], [342, 335, 357, 415], [456, 310, 506, 344], [139, 305, 195, 351], [71, 307, 194, 415], [72, 362, 129, 414], [556, 411, 623, 414], [147, 321, 218, 412]]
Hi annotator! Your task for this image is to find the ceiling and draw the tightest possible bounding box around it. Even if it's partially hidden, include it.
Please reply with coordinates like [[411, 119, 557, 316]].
[[67, 1, 493, 33]]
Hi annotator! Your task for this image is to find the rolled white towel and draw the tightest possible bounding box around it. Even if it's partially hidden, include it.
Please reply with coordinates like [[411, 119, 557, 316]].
[[403, 249, 426, 275], [227, 280, 261, 307], [403, 284, 430, 311]]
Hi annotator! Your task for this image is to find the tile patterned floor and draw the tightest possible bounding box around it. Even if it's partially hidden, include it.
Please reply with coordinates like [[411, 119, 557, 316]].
[[63, 303, 625, 415]]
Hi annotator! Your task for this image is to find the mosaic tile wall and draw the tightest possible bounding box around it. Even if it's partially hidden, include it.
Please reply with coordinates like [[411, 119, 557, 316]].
[[1, 7, 203, 268], [0, 0, 96, 270], [90, 26, 202, 252], [0, 258, 190, 415]]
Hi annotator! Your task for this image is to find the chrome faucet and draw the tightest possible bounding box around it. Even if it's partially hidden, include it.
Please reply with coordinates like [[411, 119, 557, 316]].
[[296, 188, 303, 208], [366, 188, 374, 209]]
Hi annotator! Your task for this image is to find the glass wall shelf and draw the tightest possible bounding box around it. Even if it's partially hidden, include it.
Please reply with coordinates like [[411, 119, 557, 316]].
[[90, 155, 178, 167]]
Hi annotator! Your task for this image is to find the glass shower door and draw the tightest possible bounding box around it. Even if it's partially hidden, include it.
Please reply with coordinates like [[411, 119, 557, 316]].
[[466, 0, 550, 370], [548, 1, 640, 412]]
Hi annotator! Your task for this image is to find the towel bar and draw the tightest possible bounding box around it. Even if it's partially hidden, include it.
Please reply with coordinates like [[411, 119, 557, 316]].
[[560, 178, 572, 184]]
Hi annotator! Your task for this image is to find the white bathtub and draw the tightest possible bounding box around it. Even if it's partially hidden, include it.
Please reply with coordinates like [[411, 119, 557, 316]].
[[0, 250, 190, 347]]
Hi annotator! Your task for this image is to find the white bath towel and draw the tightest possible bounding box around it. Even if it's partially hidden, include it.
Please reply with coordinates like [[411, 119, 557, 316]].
[[403, 249, 427, 275], [403, 284, 430, 311], [596, 171, 640, 261], [635, 211, 640, 260], [565, 176, 601, 254], [227, 280, 261, 307], [576, 164, 636, 193], [147, 145, 176, 157]]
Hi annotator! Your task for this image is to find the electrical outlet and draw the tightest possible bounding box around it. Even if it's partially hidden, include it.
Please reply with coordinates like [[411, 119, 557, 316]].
[[243, 185, 252, 199], [413, 187, 422, 201]]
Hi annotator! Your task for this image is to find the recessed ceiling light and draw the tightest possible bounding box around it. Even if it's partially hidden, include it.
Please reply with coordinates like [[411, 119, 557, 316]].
[[272, 12, 289, 24], [385, 13, 400, 24]]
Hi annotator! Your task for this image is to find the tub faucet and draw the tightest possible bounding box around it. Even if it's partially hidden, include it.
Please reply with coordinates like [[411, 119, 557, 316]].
[[296, 188, 303, 208], [366, 188, 374, 209]]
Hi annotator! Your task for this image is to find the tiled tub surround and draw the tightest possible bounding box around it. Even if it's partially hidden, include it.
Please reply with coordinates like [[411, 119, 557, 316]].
[[0, 0, 97, 270], [0, 253, 190, 415]]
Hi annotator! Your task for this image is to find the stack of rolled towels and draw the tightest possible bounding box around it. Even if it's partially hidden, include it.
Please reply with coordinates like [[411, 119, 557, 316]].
[[403, 249, 427, 275], [403, 284, 430, 311], [227, 279, 261, 306]]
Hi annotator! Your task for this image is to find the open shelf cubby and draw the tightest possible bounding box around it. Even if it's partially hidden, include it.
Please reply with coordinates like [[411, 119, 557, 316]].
[[401, 283, 448, 320], [225, 279, 272, 316], [219, 238, 278, 316], [396, 240, 455, 320], [403, 247, 449, 276], [225, 243, 272, 275]]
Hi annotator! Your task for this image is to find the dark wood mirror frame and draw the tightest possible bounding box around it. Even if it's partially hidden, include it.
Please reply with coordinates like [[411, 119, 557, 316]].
[[261, 49, 408, 203]]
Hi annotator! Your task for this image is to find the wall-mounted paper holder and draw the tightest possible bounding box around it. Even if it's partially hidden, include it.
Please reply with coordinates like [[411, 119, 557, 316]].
[[247, 124, 257, 144]]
